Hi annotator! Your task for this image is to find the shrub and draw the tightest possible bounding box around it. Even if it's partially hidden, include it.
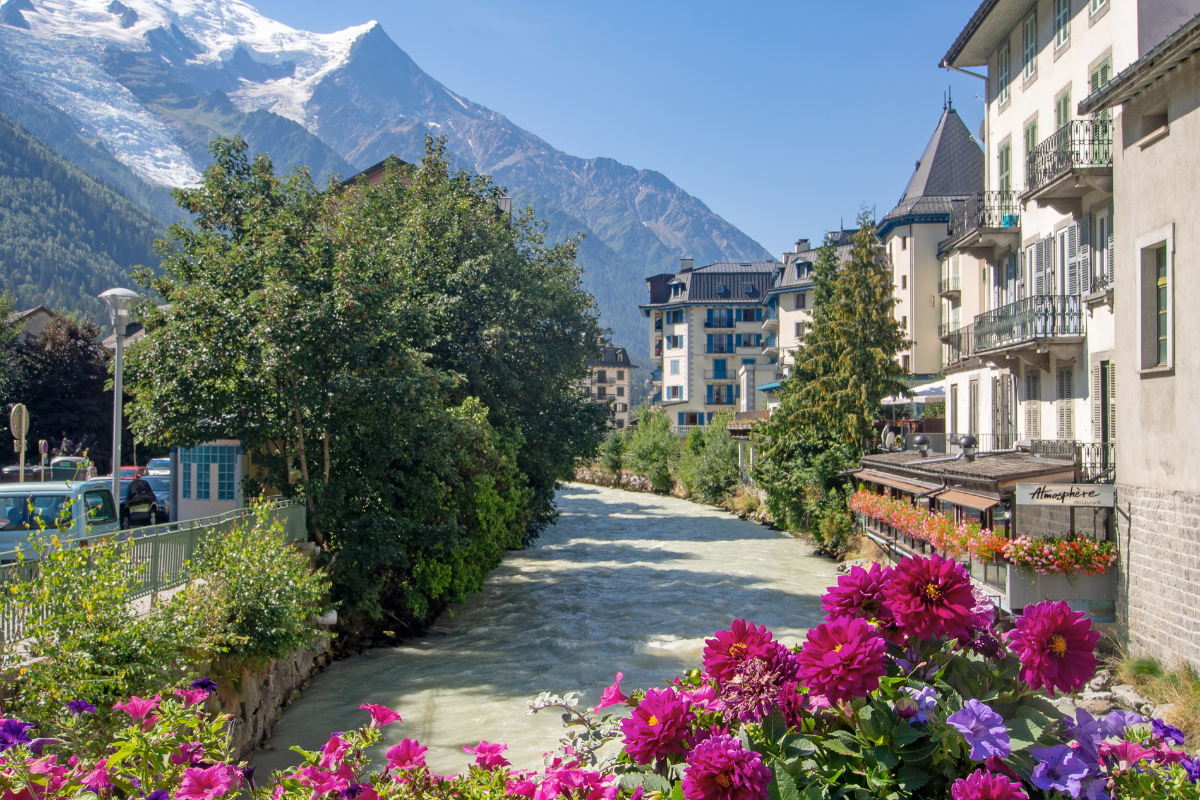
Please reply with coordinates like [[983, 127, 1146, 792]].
[[676, 412, 739, 504], [626, 410, 676, 493], [599, 429, 626, 474]]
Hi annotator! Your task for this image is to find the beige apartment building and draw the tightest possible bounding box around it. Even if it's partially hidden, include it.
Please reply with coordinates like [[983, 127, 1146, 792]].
[[642, 260, 781, 432], [585, 346, 637, 429], [878, 105, 984, 376], [1079, 11, 1200, 667], [937, 0, 1197, 466]]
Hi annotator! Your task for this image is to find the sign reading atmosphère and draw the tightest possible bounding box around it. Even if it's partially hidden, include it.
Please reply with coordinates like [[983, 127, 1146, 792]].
[[1014, 483, 1115, 507]]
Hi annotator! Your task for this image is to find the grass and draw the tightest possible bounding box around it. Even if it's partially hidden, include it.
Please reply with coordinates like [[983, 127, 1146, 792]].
[[724, 487, 761, 517], [1113, 653, 1200, 745]]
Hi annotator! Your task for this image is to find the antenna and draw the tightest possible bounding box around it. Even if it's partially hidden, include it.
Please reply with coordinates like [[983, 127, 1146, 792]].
[[943, 91, 947, 111], [948, 86, 954, 111]]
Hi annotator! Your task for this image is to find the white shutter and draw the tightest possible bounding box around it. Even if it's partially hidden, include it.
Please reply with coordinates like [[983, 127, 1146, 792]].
[[1067, 223, 1080, 296], [1092, 363, 1102, 441], [1109, 360, 1117, 441], [1019, 248, 1027, 298], [1107, 202, 1115, 282], [1035, 238, 1048, 296], [1025, 372, 1040, 439], [1079, 216, 1091, 293], [1057, 366, 1074, 440]]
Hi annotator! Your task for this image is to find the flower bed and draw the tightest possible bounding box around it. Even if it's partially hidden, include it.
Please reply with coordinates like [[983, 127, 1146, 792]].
[[3, 555, 1194, 800], [850, 490, 1117, 576]]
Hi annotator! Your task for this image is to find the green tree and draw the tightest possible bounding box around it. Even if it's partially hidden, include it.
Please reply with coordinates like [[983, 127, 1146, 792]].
[[627, 407, 677, 493], [677, 411, 740, 504], [0, 292, 20, 402], [599, 428, 626, 473]]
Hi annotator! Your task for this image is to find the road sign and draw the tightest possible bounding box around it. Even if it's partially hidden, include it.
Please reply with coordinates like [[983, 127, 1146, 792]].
[[39, 439, 48, 455], [9, 404, 28, 440], [1015, 483, 1115, 507]]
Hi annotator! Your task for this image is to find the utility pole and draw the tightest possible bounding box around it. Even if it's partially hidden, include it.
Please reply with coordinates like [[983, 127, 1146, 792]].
[[10, 404, 28, 483]]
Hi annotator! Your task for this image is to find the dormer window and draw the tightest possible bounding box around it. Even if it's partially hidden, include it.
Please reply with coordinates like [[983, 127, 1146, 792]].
[[744, 284, 755, 294], [716, 284, 726, 294]]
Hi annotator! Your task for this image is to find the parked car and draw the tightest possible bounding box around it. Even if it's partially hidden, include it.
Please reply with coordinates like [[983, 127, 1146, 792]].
[[145, 458, 171, 476], [0, 481, 120, 558], [143, 475, 171, 520], [87, 478, 161, 529], [118, 466, 148, 479], [48, 456, 92, 481]]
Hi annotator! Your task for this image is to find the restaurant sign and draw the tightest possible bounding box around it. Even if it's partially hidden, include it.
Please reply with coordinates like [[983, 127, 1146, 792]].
[[1014, 483, 1115, 507]]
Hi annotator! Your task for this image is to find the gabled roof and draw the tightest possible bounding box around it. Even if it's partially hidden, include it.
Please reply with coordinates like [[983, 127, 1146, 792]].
[[641, 261, 779, 308], [879, 106, 983, 238], [588, 346, 639, 370]]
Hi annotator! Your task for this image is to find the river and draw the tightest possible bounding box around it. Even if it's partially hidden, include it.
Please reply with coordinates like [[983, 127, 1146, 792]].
[[252, 483, 840, 777]]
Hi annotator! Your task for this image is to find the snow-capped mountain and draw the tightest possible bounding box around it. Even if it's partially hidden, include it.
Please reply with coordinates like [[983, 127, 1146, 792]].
[[0, 0, 772, 349]]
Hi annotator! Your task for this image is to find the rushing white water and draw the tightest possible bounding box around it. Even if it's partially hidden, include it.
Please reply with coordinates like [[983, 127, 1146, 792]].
[[252, 483, 841, 777]]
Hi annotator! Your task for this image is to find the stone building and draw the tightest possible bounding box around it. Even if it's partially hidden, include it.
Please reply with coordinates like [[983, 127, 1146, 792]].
[[585, 347, 637, 429], [1079, 10, 1200, 668]]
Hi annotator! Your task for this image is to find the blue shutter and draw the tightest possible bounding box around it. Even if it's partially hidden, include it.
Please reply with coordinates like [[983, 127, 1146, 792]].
[[707, 412, 715, 424], [726, 385, 734, 404], [756, 307, 763, 322], [707, 385, 713, 404], [706, 334, 713, 353], [726, 334, 734, 352], [756, 333, 762, 347], [678, 412, 685, 426], [735, 384, 741, 398]]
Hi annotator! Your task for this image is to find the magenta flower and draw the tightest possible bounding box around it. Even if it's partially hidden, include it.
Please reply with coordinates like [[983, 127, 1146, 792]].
[[1099, 739, 1155, 771], [113, 695, 160, 720], [464, 740, 511, 770], [82, 759, 111, 792], [947, 700, 1011, 761], [795, 616, 887, 704], [683, 734, 771, 800], [591, 673, 627, 713], [702, 620, 776, 680], [539, 768, 616, 800], [386, 739, 428, 770], [718, 656, 798, 723], [170, 741, 206, 766], [1007, 601, 1100, 696], [297, 766, 348, 798], [619, 688, 694, 765], [319, 734, 351, 769], [950, 769, 1028, 800], [175, 688, 210, 708], [177, 765, 238, 800], [359, 703, 402, 727], [821, 563, 895, 625], [883, 554, 977, 641]]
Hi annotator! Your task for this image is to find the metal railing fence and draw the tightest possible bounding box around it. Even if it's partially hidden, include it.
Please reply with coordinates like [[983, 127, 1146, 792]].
[[1030, 439, 1116, 484], [948, 190, 1021, 242], [974, 295, 1084, 352], [1025, 119, 1113, 195]]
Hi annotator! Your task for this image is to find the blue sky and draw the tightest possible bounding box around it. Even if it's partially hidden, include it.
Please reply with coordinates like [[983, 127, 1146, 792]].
[[253, 0, 986, 258]]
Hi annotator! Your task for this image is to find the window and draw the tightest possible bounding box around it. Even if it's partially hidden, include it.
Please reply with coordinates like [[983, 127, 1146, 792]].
[[712, 359, 728, 379], [795, 293, 806, 310], [999, 141, 1012, 193], [616, 370, 624, 380], [670, 309, 684, 324], [1023, 12, 1038, 79], [738, 307, 762, 322], [597, 386, 607, 399], [1056, 366, 1073, 439], [998, 41, 1011, 105], [1157, 248, 1169, 364], [969, 379, 980, 434], [671, 283, 682, 298], [901, 275, 908, 289], [667, 335, 682, 349], [1054, 0, 1070, 49], [1055, 89, 1071, 130], [901, 236, 908, 250], [669, 359, 680, 375], [1024, 118, 1038, 160], [182, 460, 191, 499], [84, 490, 116, 525], [716, 284, 726, 294], [1090, 0, 1106, 13], [617, 386, 624, 397], [181, 444, 239, 503], [901, 355, 911, 373], [666, 385, 682, 400], [196, 459, 211, 500], [794, 322, 804, 339], [736, 333, 760, 348], [901, 315, 908, 330], [597, 370, 607, 383]]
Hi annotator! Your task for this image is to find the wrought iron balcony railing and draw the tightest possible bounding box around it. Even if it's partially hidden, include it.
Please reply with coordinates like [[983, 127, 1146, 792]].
[[703, 370, 737, 381], [704, 319, 737, 329], [1025, 119, 1113, 195], [1089, 272, 1112, 295], [948, 191, 1021, 242], [938, 275, 961, 296], [943, 323, 975, 367], [1030, 439, 1116, 484], [973, 295, 1084, 352]]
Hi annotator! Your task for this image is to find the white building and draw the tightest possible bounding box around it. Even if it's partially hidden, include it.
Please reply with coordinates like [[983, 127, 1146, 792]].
[[585, 347, 637, 429]]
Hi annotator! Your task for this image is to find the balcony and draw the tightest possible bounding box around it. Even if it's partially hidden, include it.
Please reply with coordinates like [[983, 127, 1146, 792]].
[[654, 318, 663, 331], [937, 274, 961, 298], [649, 368, 662, 383], [942, 191, 1021, 258], [942, 324, 975, 369], [704, 319, 737, 329], [590, 375, 617, 385], [703, 370, 737, 382], [707, 395, 736, 407], [761, 316, 778, 332], [973, 295, 1085, 354], [1023, 120, 1113, 214], [1030, 439, 1116, 484], [652, 341, 663, 361]]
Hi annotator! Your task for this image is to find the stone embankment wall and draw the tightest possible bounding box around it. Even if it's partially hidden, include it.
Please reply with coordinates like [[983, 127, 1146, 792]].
[[572, 466, 662, 494], [212, 636, 331, 760]]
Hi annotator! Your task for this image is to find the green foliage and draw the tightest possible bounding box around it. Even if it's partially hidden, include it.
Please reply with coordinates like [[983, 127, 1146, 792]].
[[676, 411, 740, 504], [600, 429, 626, 473], [0, 292, 20, 400], [626, 407, 677, 493], [0, 109, 162, 320]]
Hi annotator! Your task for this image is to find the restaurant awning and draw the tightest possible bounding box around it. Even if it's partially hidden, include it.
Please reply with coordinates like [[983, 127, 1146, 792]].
[[853, 470, 940, 496], [936, 490, 1000, 512]]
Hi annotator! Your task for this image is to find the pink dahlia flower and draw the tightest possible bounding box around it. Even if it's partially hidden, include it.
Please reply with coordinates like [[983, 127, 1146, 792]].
[[591, 673, 627, 713], [177, 765, 239, 800], [113, 695, 160, 720], [385, 739, 428, 770], [702, 620, 776, 681], [619, 688, 694, 765], [795, 616, 887, 704], [884, 554, 977, 641], [821, 563, 895, 625], [1007, 601, 1100, 696], [359, 703, 402, 727], [683, 734, 771, 800], [950, 769, 1028, 800], [464, 740, 510, 770]]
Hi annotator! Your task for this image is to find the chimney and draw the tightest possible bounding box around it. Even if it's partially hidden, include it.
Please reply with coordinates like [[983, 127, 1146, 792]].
[[680, 257, 694, 272], [794, 239, 810, 253]]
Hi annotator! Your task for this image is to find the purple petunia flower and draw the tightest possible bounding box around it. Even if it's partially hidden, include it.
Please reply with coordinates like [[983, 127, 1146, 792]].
[[190, 678, 219, 693], [0, 720, 34, 752], [947, 700, 1010, 761], [67, 699, 96, 716], [1152, 718, 1185, 746], [900, 686, 937, 723], [146, 791, 171, 800], [241, 766, 256, 789], [1100, 710, 1144, 738], [1182, 757, 1200, 783], [1030, 745, 1090, 797], [341, 784, 363, 799]]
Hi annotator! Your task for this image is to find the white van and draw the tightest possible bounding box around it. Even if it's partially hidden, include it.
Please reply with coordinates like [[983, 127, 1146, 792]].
[[0, 481, 121, 560]]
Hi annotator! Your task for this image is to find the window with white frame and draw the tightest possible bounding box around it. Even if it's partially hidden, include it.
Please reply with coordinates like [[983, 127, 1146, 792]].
[[666, 385, 682, 400], [1138, 238, 1174, 370], [1054, 0, 1070, 49], [997, 41, 1011, 105], [669, 359, 680, 375], [1025, 371, 1041, 439], [1090, 0, 1106, 15], [1023, 12, 1038, 79]]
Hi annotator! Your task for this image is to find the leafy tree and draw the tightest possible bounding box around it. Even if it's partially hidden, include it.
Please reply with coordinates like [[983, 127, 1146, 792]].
[[599, 428, 625, 473], [0, 292, 20, 402], [677, 410, 740, 504], [627, 407, 677, 493]]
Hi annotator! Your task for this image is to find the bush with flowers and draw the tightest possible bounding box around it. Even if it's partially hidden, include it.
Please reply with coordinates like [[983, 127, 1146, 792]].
[[2, 555, 1196, 800], [849, 490, 1117, 576]]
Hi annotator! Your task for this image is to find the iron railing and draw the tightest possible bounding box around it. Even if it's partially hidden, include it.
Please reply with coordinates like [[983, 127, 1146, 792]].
[[943, 324, 976, 367], [938, 275, 961, 295], [1025, 119, 1113, 195], [703, 370, 737, 381], [898, 432, 1017, 455], [704, 319, 737, 329], [590, 376, 617, 385], [948, 191, 1021, 242], [1030, 439, 1116, 483], [1089, 272, 1112, 295], [973, 295, 1084, 352], [0, 499, 306, 646]]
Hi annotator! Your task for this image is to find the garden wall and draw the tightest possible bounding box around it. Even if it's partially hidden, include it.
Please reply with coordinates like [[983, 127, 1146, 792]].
[[212, 635, 332, 760]]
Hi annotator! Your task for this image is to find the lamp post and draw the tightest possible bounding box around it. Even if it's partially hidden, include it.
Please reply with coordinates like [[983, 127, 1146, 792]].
[[100, 288, 140, 503]]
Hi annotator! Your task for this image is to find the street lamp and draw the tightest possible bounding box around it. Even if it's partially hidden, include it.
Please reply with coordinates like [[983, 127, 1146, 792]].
[[100, 288, 140, 502]]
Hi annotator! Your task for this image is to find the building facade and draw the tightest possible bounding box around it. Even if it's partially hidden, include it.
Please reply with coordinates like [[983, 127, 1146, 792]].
[[585, 347, 637, 429], [1080, 11, 1200, 667], [642, 260, 781, 432]]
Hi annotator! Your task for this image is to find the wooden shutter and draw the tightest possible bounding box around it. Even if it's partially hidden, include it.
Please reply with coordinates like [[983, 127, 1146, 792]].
[[1057, 366, 1073, 440], [1019, 249, 1027, 298], [1025, 372, 1040, 439], [1034, 239, 1047, 295], [1107, 202, 1115, 282], [1067, 223, 1080, 295], [1109, 360, 1117, 441], [1079, 216, 1091, 293], [1092, 362, 1103, 441]]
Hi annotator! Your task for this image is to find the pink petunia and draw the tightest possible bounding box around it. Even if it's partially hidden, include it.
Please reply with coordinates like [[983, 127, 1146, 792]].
[[590, 673, 627, 713], [385, 739, 428, 770], [177, 765, 239, 800], [113, 695, 160, 720], [176, 689, 210, 708], [359, 703, 402, 728], [318, 734, 351, 770], [464, 740, 511, 770], [82, 759, 111, 792]]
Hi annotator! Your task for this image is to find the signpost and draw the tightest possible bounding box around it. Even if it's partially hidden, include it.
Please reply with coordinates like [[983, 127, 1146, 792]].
[[9, 404, 28, 483], [39, 439, 48, 475], [1014, 483, 1115, 507]]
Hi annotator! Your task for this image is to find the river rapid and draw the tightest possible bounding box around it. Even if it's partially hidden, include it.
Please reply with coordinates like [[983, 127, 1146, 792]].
[[253, 483, 841, 776]]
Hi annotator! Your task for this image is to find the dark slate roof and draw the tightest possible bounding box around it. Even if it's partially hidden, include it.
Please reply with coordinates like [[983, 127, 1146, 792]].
[[773, 231, 858, 291], [641, 262, 779, 308], [693, 262, 781, 273], [587, 346, 639, 370]]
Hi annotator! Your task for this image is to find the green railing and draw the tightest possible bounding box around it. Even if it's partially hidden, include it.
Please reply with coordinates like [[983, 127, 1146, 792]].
[[0, 498, 306, 646]]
